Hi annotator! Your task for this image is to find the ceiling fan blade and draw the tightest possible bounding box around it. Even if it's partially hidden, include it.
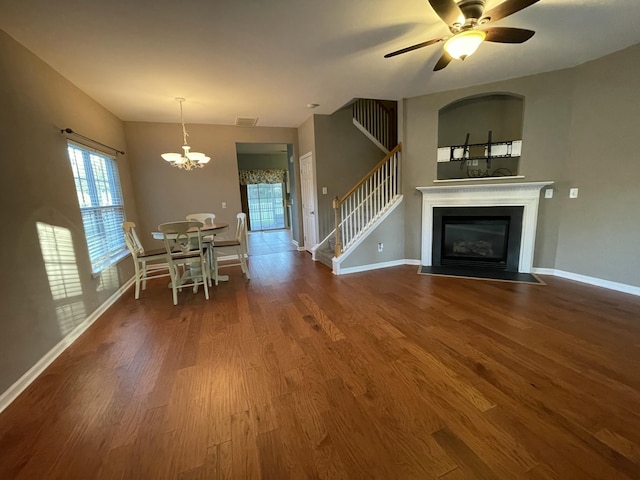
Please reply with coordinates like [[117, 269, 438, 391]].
[[384, 38, 444, 58], [484, 27, 535, 43], [428, 0, 463, 26], [433, 52, 453, 71], [480, 0, 540, 24]]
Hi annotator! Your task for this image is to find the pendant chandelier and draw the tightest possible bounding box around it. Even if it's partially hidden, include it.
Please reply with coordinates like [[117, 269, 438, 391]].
[[161, 97, 210, 171]]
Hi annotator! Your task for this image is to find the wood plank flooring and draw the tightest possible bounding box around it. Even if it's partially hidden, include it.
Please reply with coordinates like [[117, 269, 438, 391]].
[[1, 251, 640, 479]]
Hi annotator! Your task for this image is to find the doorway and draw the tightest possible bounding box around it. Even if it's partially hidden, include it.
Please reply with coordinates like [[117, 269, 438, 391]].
[[299, 152, 317, 253], [236, 143, 298, 249]]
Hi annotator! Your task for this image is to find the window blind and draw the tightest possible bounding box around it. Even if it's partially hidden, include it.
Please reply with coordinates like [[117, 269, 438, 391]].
[[67, 142, 127, 274]]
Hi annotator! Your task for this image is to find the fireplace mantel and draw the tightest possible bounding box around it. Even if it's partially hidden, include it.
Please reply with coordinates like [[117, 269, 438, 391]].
[[416, 181, 553, 273]]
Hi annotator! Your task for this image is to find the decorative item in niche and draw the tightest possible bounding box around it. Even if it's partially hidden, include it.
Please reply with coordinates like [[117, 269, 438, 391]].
[[437, 130, 522, 179]]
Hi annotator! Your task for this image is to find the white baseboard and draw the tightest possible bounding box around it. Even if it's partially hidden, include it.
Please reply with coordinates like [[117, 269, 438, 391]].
[[339, 260, 639, 297], [532, 268, 640, 296], [338, 259, 417, 275], [0, 276, 135, 414]]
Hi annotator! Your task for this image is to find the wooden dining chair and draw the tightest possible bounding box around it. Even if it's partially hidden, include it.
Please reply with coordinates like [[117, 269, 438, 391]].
[[211, 212, 251, 285], [122, 221, 171, 299], [158, 220, 210, 305], [186, 212, 219, 283]]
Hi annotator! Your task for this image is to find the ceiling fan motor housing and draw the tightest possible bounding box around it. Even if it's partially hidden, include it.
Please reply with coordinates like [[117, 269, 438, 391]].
[[457, 0, 485, 26]]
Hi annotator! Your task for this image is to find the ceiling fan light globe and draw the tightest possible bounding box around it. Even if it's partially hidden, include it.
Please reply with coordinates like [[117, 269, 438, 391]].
[[444, 30, 486, 60]]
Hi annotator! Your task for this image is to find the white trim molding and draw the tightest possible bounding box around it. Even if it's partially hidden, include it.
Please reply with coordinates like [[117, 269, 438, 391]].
[[416, 181, 553, 273], [533, 268, 640, 297], [338, 259, 418, 275], [328, 258, 639, 297]]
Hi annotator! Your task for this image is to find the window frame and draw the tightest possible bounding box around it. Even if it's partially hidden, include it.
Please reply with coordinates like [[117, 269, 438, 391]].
[[66, 141, 128, 275]]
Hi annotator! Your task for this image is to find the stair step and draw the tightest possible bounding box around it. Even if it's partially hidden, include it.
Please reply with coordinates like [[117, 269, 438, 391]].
[[315, 248, 334, 268]]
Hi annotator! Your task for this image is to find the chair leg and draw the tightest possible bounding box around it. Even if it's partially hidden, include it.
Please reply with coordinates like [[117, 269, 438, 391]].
[[238, 247, 250, 279], [169, 263, 179, 305], [202, 257, 210, 300], [206, 247, 214, 287], [134, 260, 142, 299], [213, 250, 220, 286], [141, 260, 148, 291]]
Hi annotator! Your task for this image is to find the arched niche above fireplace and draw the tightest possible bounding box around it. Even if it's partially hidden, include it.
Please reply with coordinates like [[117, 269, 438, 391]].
[[437, 93, 524, 181]]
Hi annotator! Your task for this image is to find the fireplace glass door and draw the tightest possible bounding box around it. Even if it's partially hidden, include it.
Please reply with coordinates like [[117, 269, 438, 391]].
[[442, 217, 510, 267]]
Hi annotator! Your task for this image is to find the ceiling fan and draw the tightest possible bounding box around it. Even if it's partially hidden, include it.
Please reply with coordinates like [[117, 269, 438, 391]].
[[384, 0, 539, 71]]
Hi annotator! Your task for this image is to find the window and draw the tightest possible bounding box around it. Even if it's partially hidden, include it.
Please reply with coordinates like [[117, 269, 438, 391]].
[[67, 142, 127, 274], [247, 183, 285, 231]]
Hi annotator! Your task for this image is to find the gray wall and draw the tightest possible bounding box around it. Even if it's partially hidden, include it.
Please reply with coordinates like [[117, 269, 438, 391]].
[[237, 153, 288, 170], [124, 122, 298, 252], [0, 30, 138, 393], [313, 109, 386, 240], [341, 202, 405, 268], [403, 43, 640, 287], [555, 45, 640, 284], [438, 94, 524, 146]]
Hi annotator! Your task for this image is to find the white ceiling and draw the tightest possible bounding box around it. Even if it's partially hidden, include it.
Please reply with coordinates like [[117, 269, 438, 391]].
[[1, 0, 639, 128]]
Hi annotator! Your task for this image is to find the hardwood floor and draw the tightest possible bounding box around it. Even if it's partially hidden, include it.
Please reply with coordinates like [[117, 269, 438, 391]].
[[2, 252, 640, 479], [247, 229, 297, 255]]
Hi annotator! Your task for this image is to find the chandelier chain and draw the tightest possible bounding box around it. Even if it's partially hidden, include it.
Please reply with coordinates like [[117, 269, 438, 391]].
[[179, 99, 190, 146]]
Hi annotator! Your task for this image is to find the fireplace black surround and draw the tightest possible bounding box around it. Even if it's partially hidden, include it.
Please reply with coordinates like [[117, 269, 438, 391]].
[[432, 206, 524, 272]]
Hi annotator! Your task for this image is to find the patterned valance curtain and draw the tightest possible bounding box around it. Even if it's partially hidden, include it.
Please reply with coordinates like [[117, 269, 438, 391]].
[[239, 169, 286, 185]]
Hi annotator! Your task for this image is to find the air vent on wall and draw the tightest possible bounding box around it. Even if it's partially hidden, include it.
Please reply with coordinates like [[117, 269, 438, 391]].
[[235, 116, 258, 127]]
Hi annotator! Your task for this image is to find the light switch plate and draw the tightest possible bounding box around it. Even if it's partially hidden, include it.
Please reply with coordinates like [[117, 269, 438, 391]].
[[544, 189, 553, 198], [569, 188, 579, 198]]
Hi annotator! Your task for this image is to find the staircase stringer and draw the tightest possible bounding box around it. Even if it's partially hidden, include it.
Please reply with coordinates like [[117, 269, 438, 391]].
[[353, 118, 389, 155], [332, 194, 404, 275]]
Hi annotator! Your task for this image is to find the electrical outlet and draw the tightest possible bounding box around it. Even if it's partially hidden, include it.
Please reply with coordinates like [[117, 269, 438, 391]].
[[377, 243, 383, 252], [222, 201, 227, 208], [569, 188, 579, 198], [544, 189, 553, 199]]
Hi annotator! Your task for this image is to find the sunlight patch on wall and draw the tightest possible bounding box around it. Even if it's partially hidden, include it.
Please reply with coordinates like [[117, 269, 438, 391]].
[[98, 265, 119, 292], [37, 222, 86, 336]]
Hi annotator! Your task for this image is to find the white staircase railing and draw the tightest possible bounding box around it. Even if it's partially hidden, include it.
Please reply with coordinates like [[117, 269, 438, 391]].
[[332, 144, 402, 257], [352, 99, 397, 152]]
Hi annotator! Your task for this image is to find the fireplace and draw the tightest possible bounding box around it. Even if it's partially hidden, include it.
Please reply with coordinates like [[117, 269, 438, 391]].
[[433, 206, 523, 271], [416, 182, 553, 273]]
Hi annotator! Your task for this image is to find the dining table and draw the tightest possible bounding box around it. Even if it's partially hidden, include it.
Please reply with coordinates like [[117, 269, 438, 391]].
[[151, 222, 230, 281], [151, 222, 228, 240]]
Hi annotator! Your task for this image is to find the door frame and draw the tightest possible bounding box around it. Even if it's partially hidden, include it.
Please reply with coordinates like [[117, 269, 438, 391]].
[[299, 152, 318, 253]]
